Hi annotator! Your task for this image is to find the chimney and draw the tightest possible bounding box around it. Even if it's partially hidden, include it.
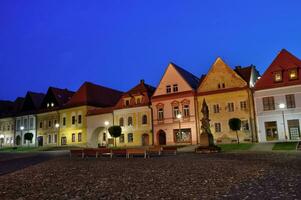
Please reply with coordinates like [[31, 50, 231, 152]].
[[140, 79, 145, 84], [235, 66, 242, 70]]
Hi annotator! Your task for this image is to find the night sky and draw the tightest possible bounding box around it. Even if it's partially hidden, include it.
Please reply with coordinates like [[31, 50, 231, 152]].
[[1, 0, 301, 101]]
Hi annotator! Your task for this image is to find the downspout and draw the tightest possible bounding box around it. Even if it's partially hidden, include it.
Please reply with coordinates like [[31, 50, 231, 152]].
[[194, 91, 200, 144], [150, 105, 154, 145]]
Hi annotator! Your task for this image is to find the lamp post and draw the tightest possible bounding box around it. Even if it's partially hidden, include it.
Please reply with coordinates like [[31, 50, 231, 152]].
[[55, 123, 60, 146], [104, 121, 109, 146], [279, 103, 287, 141], [20, 126, 24, 146], [176, 113, 182, 142]]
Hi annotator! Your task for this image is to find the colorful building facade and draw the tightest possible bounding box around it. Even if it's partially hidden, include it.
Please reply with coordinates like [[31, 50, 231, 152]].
[[197, 58, 259, 144], [254, 49, 301, 142], [36, 87, 74, 146], [152, 63, 200, 145], [58, 82, 122, 147], [0, 100, 16, 147]]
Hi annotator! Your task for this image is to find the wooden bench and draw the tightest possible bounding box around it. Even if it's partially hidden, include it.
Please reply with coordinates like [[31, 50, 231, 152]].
[[96, 148, 112, 158], [147, 146, 162, 157], [70, 149, 84, 159], [126, 148, 147, 159], [162, 146, 177, 155], [83, 148, 98, 158], [111, 149, 127, 158]]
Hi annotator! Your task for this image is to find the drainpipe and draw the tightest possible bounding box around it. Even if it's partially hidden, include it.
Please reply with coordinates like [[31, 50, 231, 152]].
[[150, 105, 155, 145], [193, 92, 200, 144]]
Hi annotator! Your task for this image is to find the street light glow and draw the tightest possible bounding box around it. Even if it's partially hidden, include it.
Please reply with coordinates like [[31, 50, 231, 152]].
[[279, 103, 286, 109], [20, 126, 24, 130], [176, 113, 182, 119], [55, 123, 60, 128], [104, 121, 109, 126]]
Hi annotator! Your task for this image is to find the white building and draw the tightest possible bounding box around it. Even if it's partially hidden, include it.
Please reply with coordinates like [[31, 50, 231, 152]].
[[15, 92, 45, 146], [254, 49, 301, 142]]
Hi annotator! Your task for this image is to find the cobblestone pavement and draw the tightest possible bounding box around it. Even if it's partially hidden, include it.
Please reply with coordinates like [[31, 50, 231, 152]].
[[0, 152, 301, 199]]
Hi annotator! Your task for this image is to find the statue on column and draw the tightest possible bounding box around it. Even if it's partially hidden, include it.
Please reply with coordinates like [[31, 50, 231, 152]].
[[198, 99, 217, 150]]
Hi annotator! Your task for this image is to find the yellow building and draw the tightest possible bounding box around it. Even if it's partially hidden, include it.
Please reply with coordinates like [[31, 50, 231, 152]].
[[36, 87, 74, 146], [113, 80, 155, 147], [197, 58, 259, 143], [58, 82, 122, 147]]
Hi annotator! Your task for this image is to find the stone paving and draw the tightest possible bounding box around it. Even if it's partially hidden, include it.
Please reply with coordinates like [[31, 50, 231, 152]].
[[0, 152, 301, 199]]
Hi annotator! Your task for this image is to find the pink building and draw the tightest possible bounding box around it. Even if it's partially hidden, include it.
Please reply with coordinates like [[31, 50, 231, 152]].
[[151, 63, 201, 145]]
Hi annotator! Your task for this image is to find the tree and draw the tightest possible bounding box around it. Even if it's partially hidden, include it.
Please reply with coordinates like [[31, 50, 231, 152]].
[[24, 132, 33, 147], [108, 126, 122, 147], [228, 118, 241, 144]]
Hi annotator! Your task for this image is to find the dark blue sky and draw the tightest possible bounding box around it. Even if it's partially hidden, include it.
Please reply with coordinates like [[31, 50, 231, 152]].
[[1, 0, 301, 100]]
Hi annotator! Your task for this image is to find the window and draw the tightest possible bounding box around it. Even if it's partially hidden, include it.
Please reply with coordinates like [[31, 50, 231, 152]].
[[183, 105, 190, 117], [166, 85, 171, 93], [222, 83, 225, 88], [48, 120, 52, 128], [215, 123, 221, 132], [173, 128, 191, 143], [241, 120, 249, 131], [265, 121, 278, 141], [173, 84, 178, 92], [16, 120, 20, 130], [263, 97, 275, 111], [286, 94, 296, 108], [48, 135, 52, 144], [274, 71, 282, 82], [125, 100, 130, 106], [39, 122, 43, 128], [289, 69, 298, 80], [54, 134, 57, 143], [213, 104, 220, 113], [128, 117, 133, 126], [218, 84, 220, 89], [128, 133, 133, 143], [78, 133, 82, 142], [103, 132, 106, 141], [142, 115, 147, 124], [78, 115, 82, 124], [72, 116, 76, 125], [173, 106, 180, 118], [63, 117, 66, 126], [119, 134, 124, 143], [29, 118, 33, 129], [227, 103, 234, 112], [158, 108, 164, 120], [136, 98, 141, 104], [24, 118, 28, 129], [72, 133, 76, 142], [240, 101, 247, 110], [119, 118, 124, 126]]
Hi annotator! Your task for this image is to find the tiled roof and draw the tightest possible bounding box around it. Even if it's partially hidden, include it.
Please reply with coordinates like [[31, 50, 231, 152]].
[[255, 49, 301, 90], [0, 100, 15, 117], [86, 107, 114, 116], [171, 62, 200, 90], [27, 92, 45, 109], [65, 82, 123, 108], [124, 80, 156, 98], [50, 87, 75, 106], [234, 66, 253, 83]]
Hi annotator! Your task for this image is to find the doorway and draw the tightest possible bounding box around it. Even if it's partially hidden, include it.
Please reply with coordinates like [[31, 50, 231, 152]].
[[142, 134, 149, 146], [158, 130, 166, 145]]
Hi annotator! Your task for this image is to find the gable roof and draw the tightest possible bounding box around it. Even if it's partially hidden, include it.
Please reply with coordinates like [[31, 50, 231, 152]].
[[255, 49, 301, 90], [65, 82, 123, 108], [124, 79, 156, 98], [198, 57, 247, 92], [234, 66, 253, 83], [40, 87, 74, 110], [0, 100, 15, 117], [171, 62, 200, 90]]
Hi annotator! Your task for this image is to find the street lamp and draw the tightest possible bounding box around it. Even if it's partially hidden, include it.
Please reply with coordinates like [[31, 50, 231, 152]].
[[55, 123, 60, 146], [20, 126, 24, 146], [279, 103, 287, 140], [104, 121, 109, 146], [176, 113, 182, 142]]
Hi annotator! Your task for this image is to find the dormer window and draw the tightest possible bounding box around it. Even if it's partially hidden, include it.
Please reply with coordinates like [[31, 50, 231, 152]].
[[274, 71, 282, 82], [51, 102, 54, 107], [166, 85, 171, 94], [173, 84, 178, 92], [47, 103, 50, 108], [289, 69, 298, 80], [136, 98, 141, 104], [125, 100, 130, 106]]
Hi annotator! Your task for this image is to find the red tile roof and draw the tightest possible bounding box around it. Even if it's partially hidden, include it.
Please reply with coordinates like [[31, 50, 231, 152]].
[[86, 107, 115, 116], [255, 49, 301, 90], [65, 82, 123, 108]]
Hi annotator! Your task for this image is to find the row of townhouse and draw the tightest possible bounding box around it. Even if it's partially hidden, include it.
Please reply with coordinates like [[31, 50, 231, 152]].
[[0, 49, 300, 147]]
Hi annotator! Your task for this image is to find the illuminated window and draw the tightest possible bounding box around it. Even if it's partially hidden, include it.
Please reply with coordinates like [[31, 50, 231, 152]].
[[78, 132, 82, 142], [128, 117, 133, 126], [289, 69, 298, 80], [240, 101, 247, 110], [119, 134, 124, 143], [166, 85, 171, 93], [51, 102, 54, 107], [72, 133, 75, 142], [119, 117, 124, 126], [274, 71, 282, 82], [128, 133, 133, 143], [142, 115, 147, 124], [262, 97, 275, 111], [183, 105, 190, 117], [173, 106, 180, 118], [215, 123, 221, 132], [158, 108, 164, 120], [213, 104, 220, 113], [227, 102, 234, 112]]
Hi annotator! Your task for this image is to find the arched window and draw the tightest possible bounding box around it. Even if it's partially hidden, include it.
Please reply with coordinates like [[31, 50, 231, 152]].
[[119, 117, 124, 126], [128, 133, 133, 143], [128, 117, 133, 126], [142, 115, 147, 124]]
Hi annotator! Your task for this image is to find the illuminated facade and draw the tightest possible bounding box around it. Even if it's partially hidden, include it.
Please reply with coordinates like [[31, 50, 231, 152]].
[[254, 49, 301, 142], [197, 58, 259, 144]]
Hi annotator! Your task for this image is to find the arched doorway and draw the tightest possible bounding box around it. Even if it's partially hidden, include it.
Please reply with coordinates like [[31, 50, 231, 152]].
[[89, 127, 106, 148], [142, 133, 149, 146], [158, 130, 166, 145]]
